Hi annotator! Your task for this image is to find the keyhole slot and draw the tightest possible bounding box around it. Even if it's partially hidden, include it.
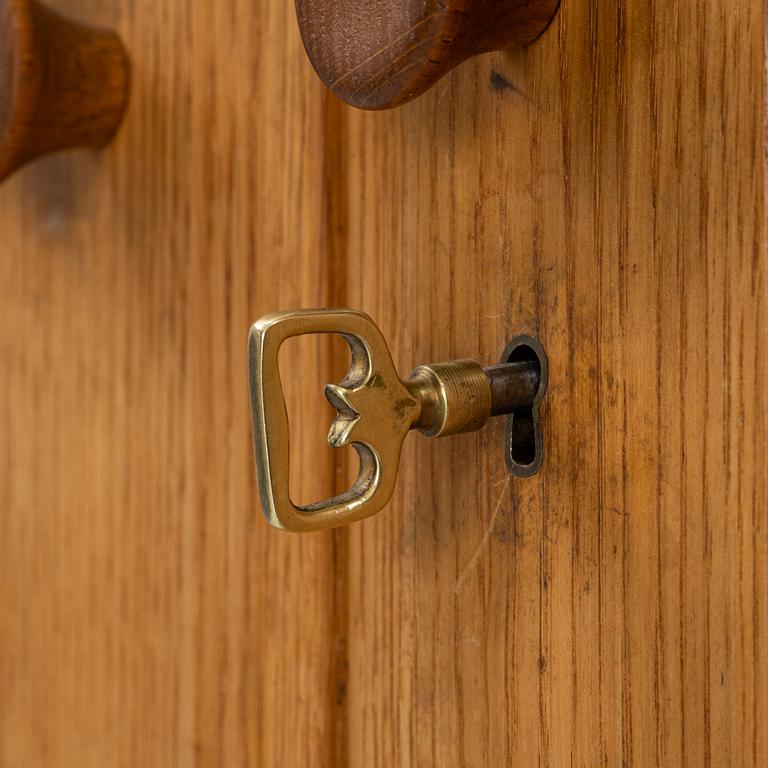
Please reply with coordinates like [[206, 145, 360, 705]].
[[501, 337, 547, 477]]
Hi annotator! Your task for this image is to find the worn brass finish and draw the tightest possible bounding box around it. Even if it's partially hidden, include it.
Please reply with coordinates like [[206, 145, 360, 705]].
[[485, 361, 541, 416], [408, 361, 491, 438], [248, 309, 545, 531], [248, 309, 417, 531]]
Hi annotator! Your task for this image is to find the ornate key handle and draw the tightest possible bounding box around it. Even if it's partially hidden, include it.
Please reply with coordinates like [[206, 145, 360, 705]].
[[248, 309, 547, 532]]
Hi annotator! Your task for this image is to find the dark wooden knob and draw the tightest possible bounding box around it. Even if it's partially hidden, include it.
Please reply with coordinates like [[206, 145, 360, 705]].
[[295, 0, 560, 110], [0, 0, 129, 181]]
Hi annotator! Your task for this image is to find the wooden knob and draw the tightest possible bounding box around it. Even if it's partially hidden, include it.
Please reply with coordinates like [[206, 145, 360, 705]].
[[295, 0, 560, 110], [0, 0, 129, 181]]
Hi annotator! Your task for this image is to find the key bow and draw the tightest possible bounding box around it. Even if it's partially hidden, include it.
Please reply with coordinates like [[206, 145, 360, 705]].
[[248, 309, 419, 531]]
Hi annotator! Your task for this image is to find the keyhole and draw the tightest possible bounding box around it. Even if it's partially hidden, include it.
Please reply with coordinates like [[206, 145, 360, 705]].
[[502, 337, 547, 477]]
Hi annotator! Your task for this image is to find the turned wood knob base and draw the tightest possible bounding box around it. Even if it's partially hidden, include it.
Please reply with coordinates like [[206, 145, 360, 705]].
[[0, 0, 129, 181], [296, 0, 560, 110]]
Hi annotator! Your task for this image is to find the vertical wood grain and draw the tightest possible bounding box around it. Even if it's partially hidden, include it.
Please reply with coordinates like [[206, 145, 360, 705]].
[[0, 0, 765, 766], [340, 0, 767, 765], [0, 0, 341, 765]]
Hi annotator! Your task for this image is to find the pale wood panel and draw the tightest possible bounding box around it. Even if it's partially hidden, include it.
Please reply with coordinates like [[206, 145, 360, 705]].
[[0, 0, 342, 765], [341, 0, 767, 765]]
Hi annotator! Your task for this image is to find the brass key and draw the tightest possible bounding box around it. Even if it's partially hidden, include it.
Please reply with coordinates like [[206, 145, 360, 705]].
[[248, 309, 547, 531]]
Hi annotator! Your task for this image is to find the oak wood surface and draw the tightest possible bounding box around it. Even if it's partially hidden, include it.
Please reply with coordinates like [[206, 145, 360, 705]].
[[0, 1, 340, 765], [339, 0, 768, 764], [0, 0, 765, 767]]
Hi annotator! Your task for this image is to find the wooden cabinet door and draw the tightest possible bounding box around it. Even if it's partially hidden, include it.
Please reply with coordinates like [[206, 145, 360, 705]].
[[0, 1, 765, 766]]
